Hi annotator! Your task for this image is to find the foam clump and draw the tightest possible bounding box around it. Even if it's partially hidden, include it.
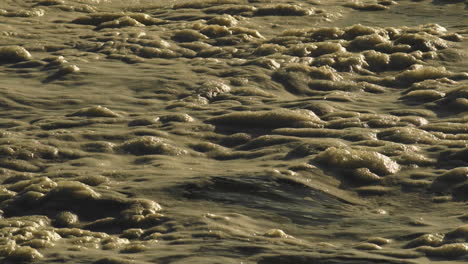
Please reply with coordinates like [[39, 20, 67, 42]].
[[288, 140, 349, 157], [199, 25, 232, 38], [311, 42, 346, 56], [123, 199, 162, 216], [6, 176, 57, 193], [120, 242, 147, 253], [334, 54, 371, 72], [273, 64, 347, 94], [405, 233, 445, 248], [54, 211, 79, 227], [138, 47, 178, 59], [208, 14, 238, 26], [395, 32, 448, 52], [68, 106, 121, 118], [230, 26, 264, 39], [118, 136, 186, 156], [121, 228, 144, 239], [396, 152, 435, 166], [0, 175, 166, 257], [196, 80, 231, 99], [417, 243, 468, 258], [360, 113, 399, 128], [327, 118, 365, 130], [314, 147, 400, 175], [292, 27, 345, 41], [286, 43, 316, 56], [3, 178, 102, 216], [255, 4, 313, 16], [120, 199, 163, 225], [126, 13, 164, 25], [72, 12, 163, 26], [350, 33, 390, 50], [0, 216, 58, 260], [0, 8, 45, 17], [0, 186, 16, 201], [351, 168, 382, 184], [56, 227, 107, 239], [22, 239, 54, 249], [344, 24, 380, 39], [389, 52, 420, 69], [96, 16, 145, 30], [344, 2, 388, 11], [101, 237, 130, 250], [363, 50, 390, 71], [395, 66, 452, 85], [291, 64, 343, 81], [57, 64, 80, 75], [2, 244, 43, 261], [377, 127, 438, 144], [0, 46, 32, 63], [401, 90, 445, 102], [263, 229, 293, 239], [81, 142, 116, 153], [0, 138, 59, 160], [207, 109, 321, 128], [46, 180, 101, 200]]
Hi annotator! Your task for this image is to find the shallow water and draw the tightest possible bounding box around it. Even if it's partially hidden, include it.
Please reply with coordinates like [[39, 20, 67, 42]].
[[0, 0, 467, 263]]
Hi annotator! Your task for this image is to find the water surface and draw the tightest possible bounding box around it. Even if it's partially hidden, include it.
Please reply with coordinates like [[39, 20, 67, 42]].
[[0, 0, 467, 263]]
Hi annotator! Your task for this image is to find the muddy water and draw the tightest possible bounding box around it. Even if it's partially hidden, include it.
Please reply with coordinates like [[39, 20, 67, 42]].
[[0, 0, 467, 263]]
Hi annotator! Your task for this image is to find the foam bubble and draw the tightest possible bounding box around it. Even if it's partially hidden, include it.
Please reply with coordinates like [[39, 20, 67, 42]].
[[263, 229, 293, 239], [315, 147, 400, 175], [0, 46, 32, 63], [208, 109, 321, 128], [68, 106, 121, 118]]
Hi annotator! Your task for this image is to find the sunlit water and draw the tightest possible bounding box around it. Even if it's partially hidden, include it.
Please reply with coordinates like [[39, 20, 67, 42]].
[[0, 0, 467, 263]]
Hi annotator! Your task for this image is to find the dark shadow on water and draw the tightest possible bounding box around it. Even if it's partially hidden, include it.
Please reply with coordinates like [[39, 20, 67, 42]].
[[431, 0, 465, 5], [169, 174, 350, 226], [42, 72, 65, 83]]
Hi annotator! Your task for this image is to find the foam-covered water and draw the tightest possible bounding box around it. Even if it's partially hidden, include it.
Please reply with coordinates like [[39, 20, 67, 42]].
[[0, 0, 467, 263]]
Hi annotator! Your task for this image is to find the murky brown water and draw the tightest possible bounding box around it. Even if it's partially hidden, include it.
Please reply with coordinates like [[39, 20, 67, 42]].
[[0, 0, 467, 263]]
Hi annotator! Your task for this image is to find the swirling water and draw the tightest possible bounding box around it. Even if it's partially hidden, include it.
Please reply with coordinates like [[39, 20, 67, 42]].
[[0, 0, 467, 263]]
